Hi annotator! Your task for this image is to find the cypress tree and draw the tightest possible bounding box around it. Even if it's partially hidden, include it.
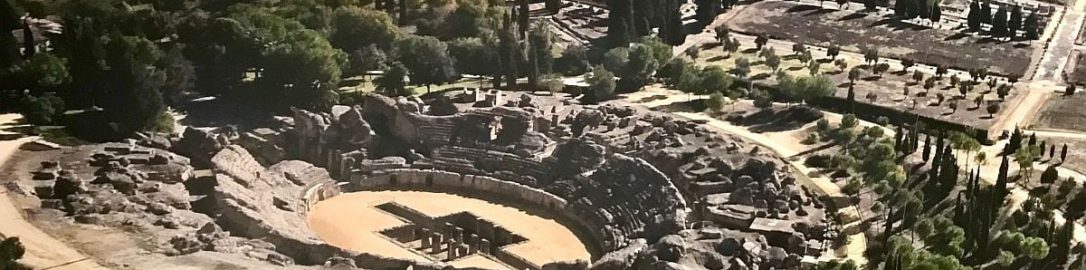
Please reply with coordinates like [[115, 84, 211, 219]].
[[847, 83, 856, 113], [1025, 12, 1040, 40], [1039, 140, 1047, 158], [967, 0, 981, 31], [1049, 144, 1056, 158], [922, 134, 932, 162], [865, 0, 877, 10], [1061, 144, 1068, 161], [1028, 133, 1037, 146], [992, 5, 1008, 37], [1009, 5, 1022, 39], [0, 0, 19, 68], [997, 154, 1009, 197], [981, 1, 992, 25], [1009, 127, 1023, 153], [931, 4, 942, 24], [398, 0, 408, 25], [895, 126, 905, 152], [519, 0, 530, 36], [895, 0, 908, 17], [20, 18, 33, 58], [909, 125, 919, 153]]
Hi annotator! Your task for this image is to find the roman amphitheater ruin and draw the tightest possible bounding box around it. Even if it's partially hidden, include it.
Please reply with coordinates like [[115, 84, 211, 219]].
[[2, 90, 847, 269]]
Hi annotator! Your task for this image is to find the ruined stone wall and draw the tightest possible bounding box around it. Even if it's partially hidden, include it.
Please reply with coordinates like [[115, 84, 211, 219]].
[[209, 146, 351, 265], [355, 168, 569, 212]]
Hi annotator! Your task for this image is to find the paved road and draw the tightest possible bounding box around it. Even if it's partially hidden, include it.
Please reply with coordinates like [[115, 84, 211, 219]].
[[0, 114, 109, 270]]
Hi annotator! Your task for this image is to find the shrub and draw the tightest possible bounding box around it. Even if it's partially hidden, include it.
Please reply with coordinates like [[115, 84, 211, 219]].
[[816, 119, 831, 134], [805, 154, 832, 168], [801, 133, 819, 145], [840, 114, 858, 129], [19, 93, 65, 125]]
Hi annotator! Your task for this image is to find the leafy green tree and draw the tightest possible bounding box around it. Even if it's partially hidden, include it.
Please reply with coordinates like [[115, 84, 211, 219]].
[[331, 6, 401, 52], [697, 66, 733, 95], [375, 61, 412, 96], [350, 44, 389, 75], [558, 44, 590, 76], [448, 37, 497, 77], [603, 47, 629, 76], [752, 88, 773, 109], [754, 34, 768, 49], [394, 35, 458, 92], [528, 26, 555, 82], [706, 92, 726, 112], [101, 35, 167, 134], [158, 47, 196, 105], [639, 36, 673, 68], [625, 44, 659, 89], [1041, 164, 1059, 183], [987, 102, 1000, 118], [18, 92, 64, 124], [1022, 237, 1050, 260], [734, 57, 750, 79], [262, 29, 347, 109]]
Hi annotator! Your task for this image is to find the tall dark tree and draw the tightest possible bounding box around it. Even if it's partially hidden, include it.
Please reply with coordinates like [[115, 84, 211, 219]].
[[895, 0, 908, 17], [1008, 5, 1022, 39], [967, 0, 981, 31], [499, 17, 520, 87], [865, 0, 877, 10], [930, 4, 942, 24], [846, 83, 855, 113], [923, 134, 932, 162], [518, 0, 529, 37], [996, 154, 1009, 197], [695, 0, 720, 27], [608, 0, 635, 47], [20, 18, 34, 58], [0, 0, 20, 69], [1061, 143, 1069, 161], [992, 5, 1008, 37], [1024, 11, 1040, 40], [980, 1, 992, 25], [394, 35, 458, 93]]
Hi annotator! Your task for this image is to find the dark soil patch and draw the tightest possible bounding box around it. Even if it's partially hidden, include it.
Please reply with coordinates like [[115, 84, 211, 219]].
[[1035, 94, 1086, 132], [726, 1, 1035, 77]]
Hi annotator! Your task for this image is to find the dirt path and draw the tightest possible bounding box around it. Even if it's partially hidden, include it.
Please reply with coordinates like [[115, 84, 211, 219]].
[[618, 92, 868, 265], [0, 114, 110, 270]]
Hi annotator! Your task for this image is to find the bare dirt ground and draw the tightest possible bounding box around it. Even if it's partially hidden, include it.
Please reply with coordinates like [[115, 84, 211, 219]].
[[725, 1, 1037, 77], [0, 114, 110, 270], [306, 190, 592, 269], [1069, 51, 1086, 85], [1033, 92, 1086, 132]]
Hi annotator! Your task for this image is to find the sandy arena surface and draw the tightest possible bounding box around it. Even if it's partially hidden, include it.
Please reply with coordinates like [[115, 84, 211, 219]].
[[306, 190, 592, 269]]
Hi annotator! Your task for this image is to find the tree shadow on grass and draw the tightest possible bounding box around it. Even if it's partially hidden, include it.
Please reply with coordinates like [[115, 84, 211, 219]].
[[786, 4, 822, 13], [787, 66, 804, 71], [945, 32, 970, 41], [742, 48, 760, 53], [804, 9, 836, 16], [751, 73, 771, 80], [706, 55, 727, 62], [837, 12, 868, 21]]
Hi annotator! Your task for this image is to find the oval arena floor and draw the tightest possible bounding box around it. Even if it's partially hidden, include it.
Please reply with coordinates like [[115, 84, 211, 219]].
[[306, 190, 592, 269]]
